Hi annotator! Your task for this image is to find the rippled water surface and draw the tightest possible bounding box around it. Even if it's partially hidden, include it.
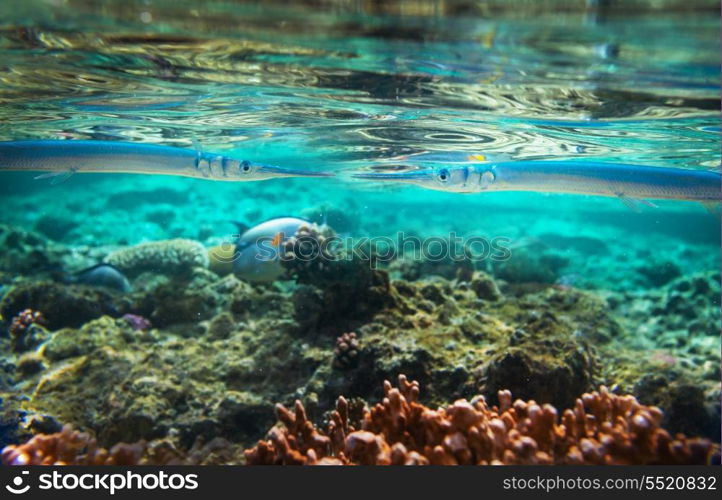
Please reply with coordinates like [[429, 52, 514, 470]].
[[0, 0, 719, 170]]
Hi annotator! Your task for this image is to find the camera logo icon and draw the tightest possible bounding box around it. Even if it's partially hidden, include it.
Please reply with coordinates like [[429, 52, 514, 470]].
[[5, 470, 30, 494]]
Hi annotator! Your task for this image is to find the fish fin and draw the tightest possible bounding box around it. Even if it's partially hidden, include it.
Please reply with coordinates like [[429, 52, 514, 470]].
[[617, 194, 654, 212], [34, 169, 76, 185], [228, 220, 249, 235], [75, 263, 123, 276], [701, 201, 720, 218], [271, 232, 284, 246]]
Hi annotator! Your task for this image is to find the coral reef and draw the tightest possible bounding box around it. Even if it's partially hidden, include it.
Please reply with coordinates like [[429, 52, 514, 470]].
[[2, 425, 145, 465], [245, 376, 719, 465], [0, 219, 717, 462], [493, 248, 569, 286], [599, 271, 721, 441], [0, 224, 64, 275], [122, 313, 151, 331], [8, 308, 48, 352], [281, 223, 396, 333], [104, 239, 208, 277], [333, 332, 360, 369], [1, 281, 119, 330]]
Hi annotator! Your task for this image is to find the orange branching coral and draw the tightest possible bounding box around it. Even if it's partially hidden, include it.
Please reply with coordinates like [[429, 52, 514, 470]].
[[245, 375, 719, 465], [1, 425, 145, 466]]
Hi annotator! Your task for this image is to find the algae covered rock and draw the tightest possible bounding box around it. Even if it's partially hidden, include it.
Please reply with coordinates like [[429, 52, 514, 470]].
[[0, 224, 65, 274], [493, 249, 569, 284], [477, 340, 596, 410], [1, 281, 119, 330]]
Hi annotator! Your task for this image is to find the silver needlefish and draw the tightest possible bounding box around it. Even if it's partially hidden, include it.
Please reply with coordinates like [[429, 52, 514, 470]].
[[352, 161, 721, 208], [0, 140, 333, 182], [230, 216, 313, 283]]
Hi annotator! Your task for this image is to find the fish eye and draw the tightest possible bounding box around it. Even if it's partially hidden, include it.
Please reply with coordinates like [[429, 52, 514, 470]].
[[241, 161, 252, 172], [436, 168, 450, 182]]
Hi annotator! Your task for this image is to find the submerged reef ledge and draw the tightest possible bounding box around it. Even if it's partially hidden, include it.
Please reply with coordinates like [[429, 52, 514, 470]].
[[3, 375, 718, 466], [0, 223, 719, 464]]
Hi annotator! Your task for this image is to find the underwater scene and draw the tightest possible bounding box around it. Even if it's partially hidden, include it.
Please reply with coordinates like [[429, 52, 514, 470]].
[[0, 0, 719, 466]]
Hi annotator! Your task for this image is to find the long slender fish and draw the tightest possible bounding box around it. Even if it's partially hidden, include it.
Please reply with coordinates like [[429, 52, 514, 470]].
[[0, 140, 332, 181], [352, 161, 721, 204]]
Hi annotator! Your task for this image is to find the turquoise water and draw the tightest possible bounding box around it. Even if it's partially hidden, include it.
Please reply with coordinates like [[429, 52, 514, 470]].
[[0, 1, 720, 462]]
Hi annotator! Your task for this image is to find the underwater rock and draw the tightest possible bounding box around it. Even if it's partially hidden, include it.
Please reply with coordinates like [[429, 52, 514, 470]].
[[0, 261, 715, 453], [633, 375, 720, 443], [104, 239, 208, 278], [637, 260, 682, 287], [477, 339, 596, 411], [15, 352, 45, 377], [206, 312, 237, 340], [493, 249, 569, 285], [0, 224, 66, 275], [386, 235, 475, 281], [130, 269, 233, 328], [42, 316, 151, 362], [34, 215, 78, 242], [301, 203, 358, 233], [282, 225, 396, 333], [470, 272, 501, 301], [0, 404, 32, 451], [244, 375, 719, 465], [1, 281, 119, 330]]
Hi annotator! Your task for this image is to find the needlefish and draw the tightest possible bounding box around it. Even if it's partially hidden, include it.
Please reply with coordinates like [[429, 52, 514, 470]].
[[0, 140, 332, 182], [352, 161, 721, 209]]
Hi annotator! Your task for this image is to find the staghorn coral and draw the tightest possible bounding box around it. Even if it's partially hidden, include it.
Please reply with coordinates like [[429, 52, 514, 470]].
[[104, 239, 208, 277], [245, 375, 719, 465], [1, 425, 145, 465]]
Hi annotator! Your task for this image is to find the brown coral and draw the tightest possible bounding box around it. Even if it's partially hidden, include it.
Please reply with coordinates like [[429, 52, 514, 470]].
[[333, 332, 360, 369], [8, 308, 47, 351], [1, 425, 145, 465], [245, 375, 719, 465]]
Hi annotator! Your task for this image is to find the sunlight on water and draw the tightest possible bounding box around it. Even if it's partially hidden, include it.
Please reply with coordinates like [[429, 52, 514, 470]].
[[0, 0, 718, 169]]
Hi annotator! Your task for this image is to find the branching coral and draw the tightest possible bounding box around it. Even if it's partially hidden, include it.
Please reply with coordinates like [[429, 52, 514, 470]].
[[245, 375, 719, 465], [104, 239, 208, 277], [4, 376, 717, 466], [1, 425, 145, 465]]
